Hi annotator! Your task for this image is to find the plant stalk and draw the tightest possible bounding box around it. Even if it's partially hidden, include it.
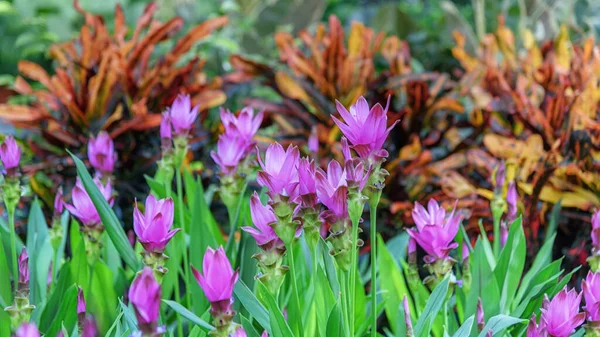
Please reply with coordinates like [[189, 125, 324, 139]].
[[175, 169, 192, 310], [370, 192, 381, 337]]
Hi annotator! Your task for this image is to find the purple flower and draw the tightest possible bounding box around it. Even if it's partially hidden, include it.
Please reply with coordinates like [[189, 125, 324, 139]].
[[477, 298, 485, 330], [341, 137, 371, 191], [211, 135, 250, 176], [169, 94, 199, 135], [232, 327, 247, 337], [77, 286, 86, 315], [88, 131, 116, 175], [592, 210, 600, 250], [408, 199, 461, 262], [462, 242, 470, 262], [15, 323, 40, 337], [243, 193, 281, 247], [160, 112, 172, 140], [403, 295, 413, 333], [0, 135, 21, 171], [220, 107, 263, 142], [129, 267, 162, 325], [257, 143, 300, 198], [18, 248, 28, 284], [297, 158, 318, 208], [527, 314, 546, 337], [54, 187, 64, 215], [507, 182, 518, 223], [332, 96, 398, 162], [582, 271, 600, 322], [540, 287, 585, 337], [65, 177, 114, 227], [133, 194, 179, 253], [192, 246, 239, 303], [308, 126, 318, 154], [81, 316, 98, 337], [315, 160, 348, 222]]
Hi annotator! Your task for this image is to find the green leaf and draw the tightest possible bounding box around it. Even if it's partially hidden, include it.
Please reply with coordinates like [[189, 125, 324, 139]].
[[414, 276, 450, 337], [68, 151, 140, 270], [257, 281, 294, 337], [326, 301, 345, 337], [89, 261, 118, 333], [466, 239, 500, 320], [26, 199, 52, 305], [241, 315, 261, 337], [451, 316, 474, 337], [234, 280, 270, 330], [0, 236, 12, 305], [476, 315, 525, 337], [39, 264, 73, 331], [315, 265, 336, 337], [45, 284, 79, 337], [378, 234, 413, 334], [320, 239, 340, 296], [514, 234, 556, 305], [494, 217, 525, 313], [163, 300, 214, 332]]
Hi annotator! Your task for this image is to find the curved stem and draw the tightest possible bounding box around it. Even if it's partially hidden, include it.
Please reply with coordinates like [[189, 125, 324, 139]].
[[288, 243, 303, 333], [370, 193, 381, 337], [175, 169, 192, 310]]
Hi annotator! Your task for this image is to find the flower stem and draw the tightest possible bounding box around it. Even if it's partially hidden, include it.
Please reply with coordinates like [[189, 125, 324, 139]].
[[339, 270, 351, 337], [369, 191, 381, 337], [164, 182, 184, 337], [8, 207, 17, 290], [287, 242, 303, 333], [175, 168, 192, 310], [349, 211, 362, 337]]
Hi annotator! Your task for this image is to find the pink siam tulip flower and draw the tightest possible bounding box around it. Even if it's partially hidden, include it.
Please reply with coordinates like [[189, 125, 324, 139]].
[[81, 316, 99, 337], [220, 107, 263, 142], [297, 158, 318, 208], [54, 187, 64, 215], [211, 135, 250, 176], [129, 267, 162, 326], [332, 96, 398, 162], [526, 314, 546, 337], [243, 193, 281, 247], [232, 327, 247, 337], [340, 137, 371, 191], [507, 182, 518, 223], [540, 287, 585, 337], [160, 112, 172, 140], [257, 143, 300, 198], [77, 286, 86, 315], [408, 199, 461, 263], [88, 131, 116, 176], [65, 177, 114, 227], [16, 323, 40, 337], [192, 246, 239, 304], [169, 94, 199, 135], [593, 210, 600, 251], [494, 161, 505, 191], [315, 160, 348, 223], [0, 135, 21, 173], [133, 194, 179, 253], [582, 271, 600, 321], [18, 248, 28, 284]]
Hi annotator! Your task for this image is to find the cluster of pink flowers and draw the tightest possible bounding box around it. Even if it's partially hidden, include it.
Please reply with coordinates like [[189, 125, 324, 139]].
[[211, 107, 263, 177]]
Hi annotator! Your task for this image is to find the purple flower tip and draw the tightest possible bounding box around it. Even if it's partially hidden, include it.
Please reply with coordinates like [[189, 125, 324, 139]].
[[16, 323, 40, 337], [211, 134, 251, 176], [593, 210, 600, 250], [65, 177, 113, 227], [308, 126, 319, 154], [0, 135, 21, 172], [232, 327, 247, 337], [160, 112, 172, 140], [257, 143, 300, 198], [583, 271, 600, 322], [88, 131, 116, 175], [408, 199, 461, 262], [220, 106, 263, 142], [243, 192, 281, 248], [133, 194, 178, 253], [332, 96, 397, 163], [54, 187, 64, 215], [129, 267, 162, 325], [18, 247, 29, 284], [191, 246, 239, 303], [540, 286, 585, 337], [77, 286, 86, 315], [169, 94, 199, 136], [315, 160, 348, 222]]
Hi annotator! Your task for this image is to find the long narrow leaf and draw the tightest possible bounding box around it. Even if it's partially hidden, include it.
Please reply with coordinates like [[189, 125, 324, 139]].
[[68, 151, 140, 270], [414, 276, 450, 337], [163, 300, 214, 331]]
